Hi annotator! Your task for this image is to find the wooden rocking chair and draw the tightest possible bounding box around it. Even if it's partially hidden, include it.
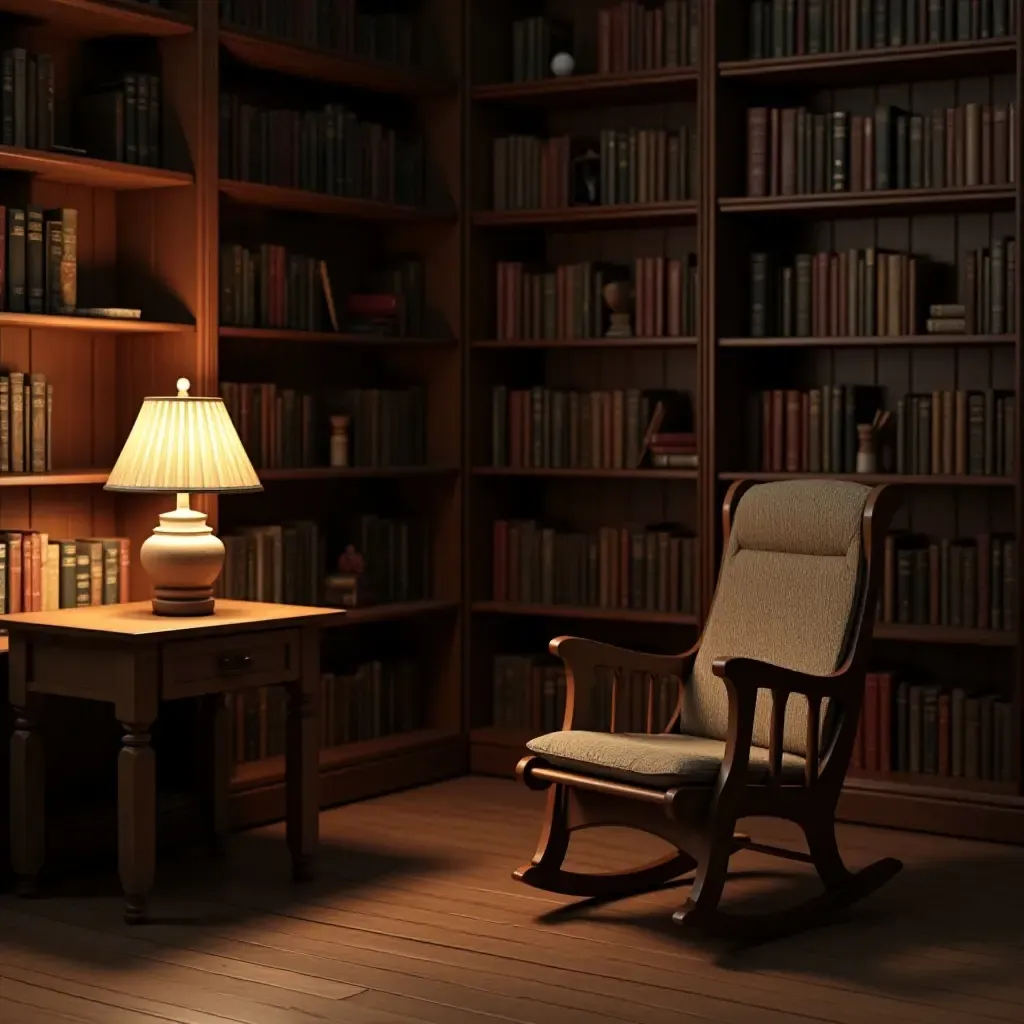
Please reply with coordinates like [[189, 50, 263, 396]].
[[514, 478, 903, 941]]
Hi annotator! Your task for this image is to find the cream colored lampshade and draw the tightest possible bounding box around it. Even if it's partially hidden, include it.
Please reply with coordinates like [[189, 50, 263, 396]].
[[106, 379, 261, 617], [105, 379, 262, 493]]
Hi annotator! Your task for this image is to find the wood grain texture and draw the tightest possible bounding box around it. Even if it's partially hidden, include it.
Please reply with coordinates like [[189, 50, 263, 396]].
[[4, 777, 1024, 1023]]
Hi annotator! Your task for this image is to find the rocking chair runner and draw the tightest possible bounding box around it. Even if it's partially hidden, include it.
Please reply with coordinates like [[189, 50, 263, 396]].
[[514, 478, 904, 940]]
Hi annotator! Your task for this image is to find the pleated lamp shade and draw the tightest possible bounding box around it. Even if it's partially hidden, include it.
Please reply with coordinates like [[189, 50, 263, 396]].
[[105, 380, 262, 494]]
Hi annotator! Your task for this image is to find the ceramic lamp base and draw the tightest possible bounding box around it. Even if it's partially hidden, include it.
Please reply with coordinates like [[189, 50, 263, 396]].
[[140, 494, 225, 617]]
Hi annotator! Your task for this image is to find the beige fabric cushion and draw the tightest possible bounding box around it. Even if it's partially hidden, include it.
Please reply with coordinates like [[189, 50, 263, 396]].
[[527, 730, 805, 788], [683, 480, 870, 757]]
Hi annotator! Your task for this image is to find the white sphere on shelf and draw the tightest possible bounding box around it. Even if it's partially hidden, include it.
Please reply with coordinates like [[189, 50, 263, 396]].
[[550, 52, 575, 76]]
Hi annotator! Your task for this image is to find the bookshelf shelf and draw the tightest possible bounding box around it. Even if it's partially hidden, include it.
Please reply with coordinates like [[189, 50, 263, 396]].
[[0, 312, 193, 334], [231, 728, 460, 792], [473, 202, 698, 229], [874, 624, 1017, 647], [720, 185, 1016, 217], [473, 467, 697, 480], [720, 335, 1015, 349], [0, 470, 110, 487], [845, 772, 1019, 801], [473, 336, 698, 349], [718, 38, 1018, 85], [218, 327, 450, 347], [3, 0, 194, 38], [219, 29, 454, 96], [472, 67, 698, 105], [255, 466, 459, 482], [718, 471, 1015, 488], [219, 180, 454, 223], [472, 601, 699, 626], [342, 600, 459, 625], [0, 145, 194, 190]]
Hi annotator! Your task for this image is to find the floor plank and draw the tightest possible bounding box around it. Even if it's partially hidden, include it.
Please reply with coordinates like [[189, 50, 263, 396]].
[[3, 776, 1023, 1024]]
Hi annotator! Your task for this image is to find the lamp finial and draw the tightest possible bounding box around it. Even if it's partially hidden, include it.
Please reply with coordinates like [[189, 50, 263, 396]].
[[176, 378, 191, 398]]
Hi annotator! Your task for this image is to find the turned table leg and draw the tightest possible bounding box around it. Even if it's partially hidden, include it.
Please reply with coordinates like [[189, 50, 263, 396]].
[[286, 627, 319, 882], [119, 717, 156, 924], [10, 693, 44, 897]]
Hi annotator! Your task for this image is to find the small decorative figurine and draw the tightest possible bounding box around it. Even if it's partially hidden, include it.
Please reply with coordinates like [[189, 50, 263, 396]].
[[550, 52, 575, 76], [329, 414, 351, 468], [572, 146, 601, 205], [324, 544, 369, 607], [602, 280, 634, 338], [856, 409, 891, 474]]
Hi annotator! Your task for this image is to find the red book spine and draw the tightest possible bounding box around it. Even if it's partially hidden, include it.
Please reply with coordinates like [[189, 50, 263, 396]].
[[667, 259, 682, 337], [938, 691, 951, 776], [653, 256, 665, 336], [492, 520, 508, 602], [619, 526, 630, 608], [118, 538, 130, 603], [878, 671, 893, 773], [770, 388, 784, 472], [496, 263, 506, 341], [864, 672, 879, 772]]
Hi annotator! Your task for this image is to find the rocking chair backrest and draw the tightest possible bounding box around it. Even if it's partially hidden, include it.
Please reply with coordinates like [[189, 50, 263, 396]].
[[681, 480, 873, 758]]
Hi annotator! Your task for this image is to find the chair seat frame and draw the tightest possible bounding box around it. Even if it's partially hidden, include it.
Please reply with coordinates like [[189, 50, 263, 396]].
[[514, 480, 904, 941]]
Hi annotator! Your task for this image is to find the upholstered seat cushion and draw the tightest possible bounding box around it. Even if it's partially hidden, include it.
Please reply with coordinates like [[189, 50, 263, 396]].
[[527, 730, 805, 788]]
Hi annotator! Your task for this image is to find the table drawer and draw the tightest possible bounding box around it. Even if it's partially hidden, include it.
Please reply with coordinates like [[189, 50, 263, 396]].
[[161, 629, 300, 699]]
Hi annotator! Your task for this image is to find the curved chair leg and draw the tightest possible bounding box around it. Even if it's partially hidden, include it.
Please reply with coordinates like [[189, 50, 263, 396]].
[[673, 816, 903, 942], [512, 785, 698, 899]]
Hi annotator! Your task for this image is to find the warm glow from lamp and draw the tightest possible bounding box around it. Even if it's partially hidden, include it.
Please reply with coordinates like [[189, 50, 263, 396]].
[[105, 378, 262, 615]]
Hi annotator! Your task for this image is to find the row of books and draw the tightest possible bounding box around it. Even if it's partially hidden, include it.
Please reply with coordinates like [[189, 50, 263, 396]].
[[79, 72, 164, 169], [894, 389, 1015, 476], [220, 0, 417, 66], [750, 386, 1015, 476], [747, 103, 1018, 198], [492, 655, 681, 735], [494, 257, 698, 342], [222, 383, 422, 472], [489, 386, 694, 471], [0, 533, 129, 614], [748, 0, 1016, 59], [852, 672, 1013, 784], [491, 128, 696, 211], [219, 97, 426, 206], [220, 381, 315, 470], [1, 48, 55, 151], [219, 244, 328, 333], [219, 520, 321, 606], [0, 372, 52, 474], [334, 386, 428, 468], [219, 515, 431, 608], [232, 659, 422, 764], [596, 2, 700, 73], [491, 520, 698, 615], [1, 207, 78, 316], [882, 533, 1016, 631], [750, 244, 1015, 337]]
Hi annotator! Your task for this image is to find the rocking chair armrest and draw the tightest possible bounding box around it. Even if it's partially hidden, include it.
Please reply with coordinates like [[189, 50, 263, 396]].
[[550, 636, 697, 678], [711, 657, 849, 702]]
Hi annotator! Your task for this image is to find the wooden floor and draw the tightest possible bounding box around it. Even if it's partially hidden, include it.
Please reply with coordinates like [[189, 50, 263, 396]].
[[2, 776, 1024, 1024]]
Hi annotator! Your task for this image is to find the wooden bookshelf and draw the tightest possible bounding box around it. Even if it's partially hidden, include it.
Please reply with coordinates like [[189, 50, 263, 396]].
[[0, 0, 195, 38], [214, 0, 466, 824], [464, 0, 1024, 845]]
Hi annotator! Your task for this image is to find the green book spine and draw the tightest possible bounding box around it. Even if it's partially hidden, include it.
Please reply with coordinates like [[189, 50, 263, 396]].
[[58, 540, 76, 608]]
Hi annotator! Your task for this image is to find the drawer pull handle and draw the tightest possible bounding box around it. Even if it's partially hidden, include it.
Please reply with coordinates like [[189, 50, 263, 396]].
[[219, 654, 253, 676]]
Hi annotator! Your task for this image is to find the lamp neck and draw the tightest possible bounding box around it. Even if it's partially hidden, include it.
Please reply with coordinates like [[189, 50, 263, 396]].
[[176, 492, 191, 512]]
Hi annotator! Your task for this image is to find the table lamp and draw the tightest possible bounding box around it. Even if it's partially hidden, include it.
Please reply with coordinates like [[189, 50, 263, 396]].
[[104, 378, 263, 616]]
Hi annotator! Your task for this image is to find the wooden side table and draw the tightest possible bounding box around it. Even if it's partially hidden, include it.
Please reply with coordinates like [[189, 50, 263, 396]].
[[2, 599, 344, 923]]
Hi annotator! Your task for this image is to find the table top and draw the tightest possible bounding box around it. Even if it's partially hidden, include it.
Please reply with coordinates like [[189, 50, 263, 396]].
[[0, 600, 346, 642]]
